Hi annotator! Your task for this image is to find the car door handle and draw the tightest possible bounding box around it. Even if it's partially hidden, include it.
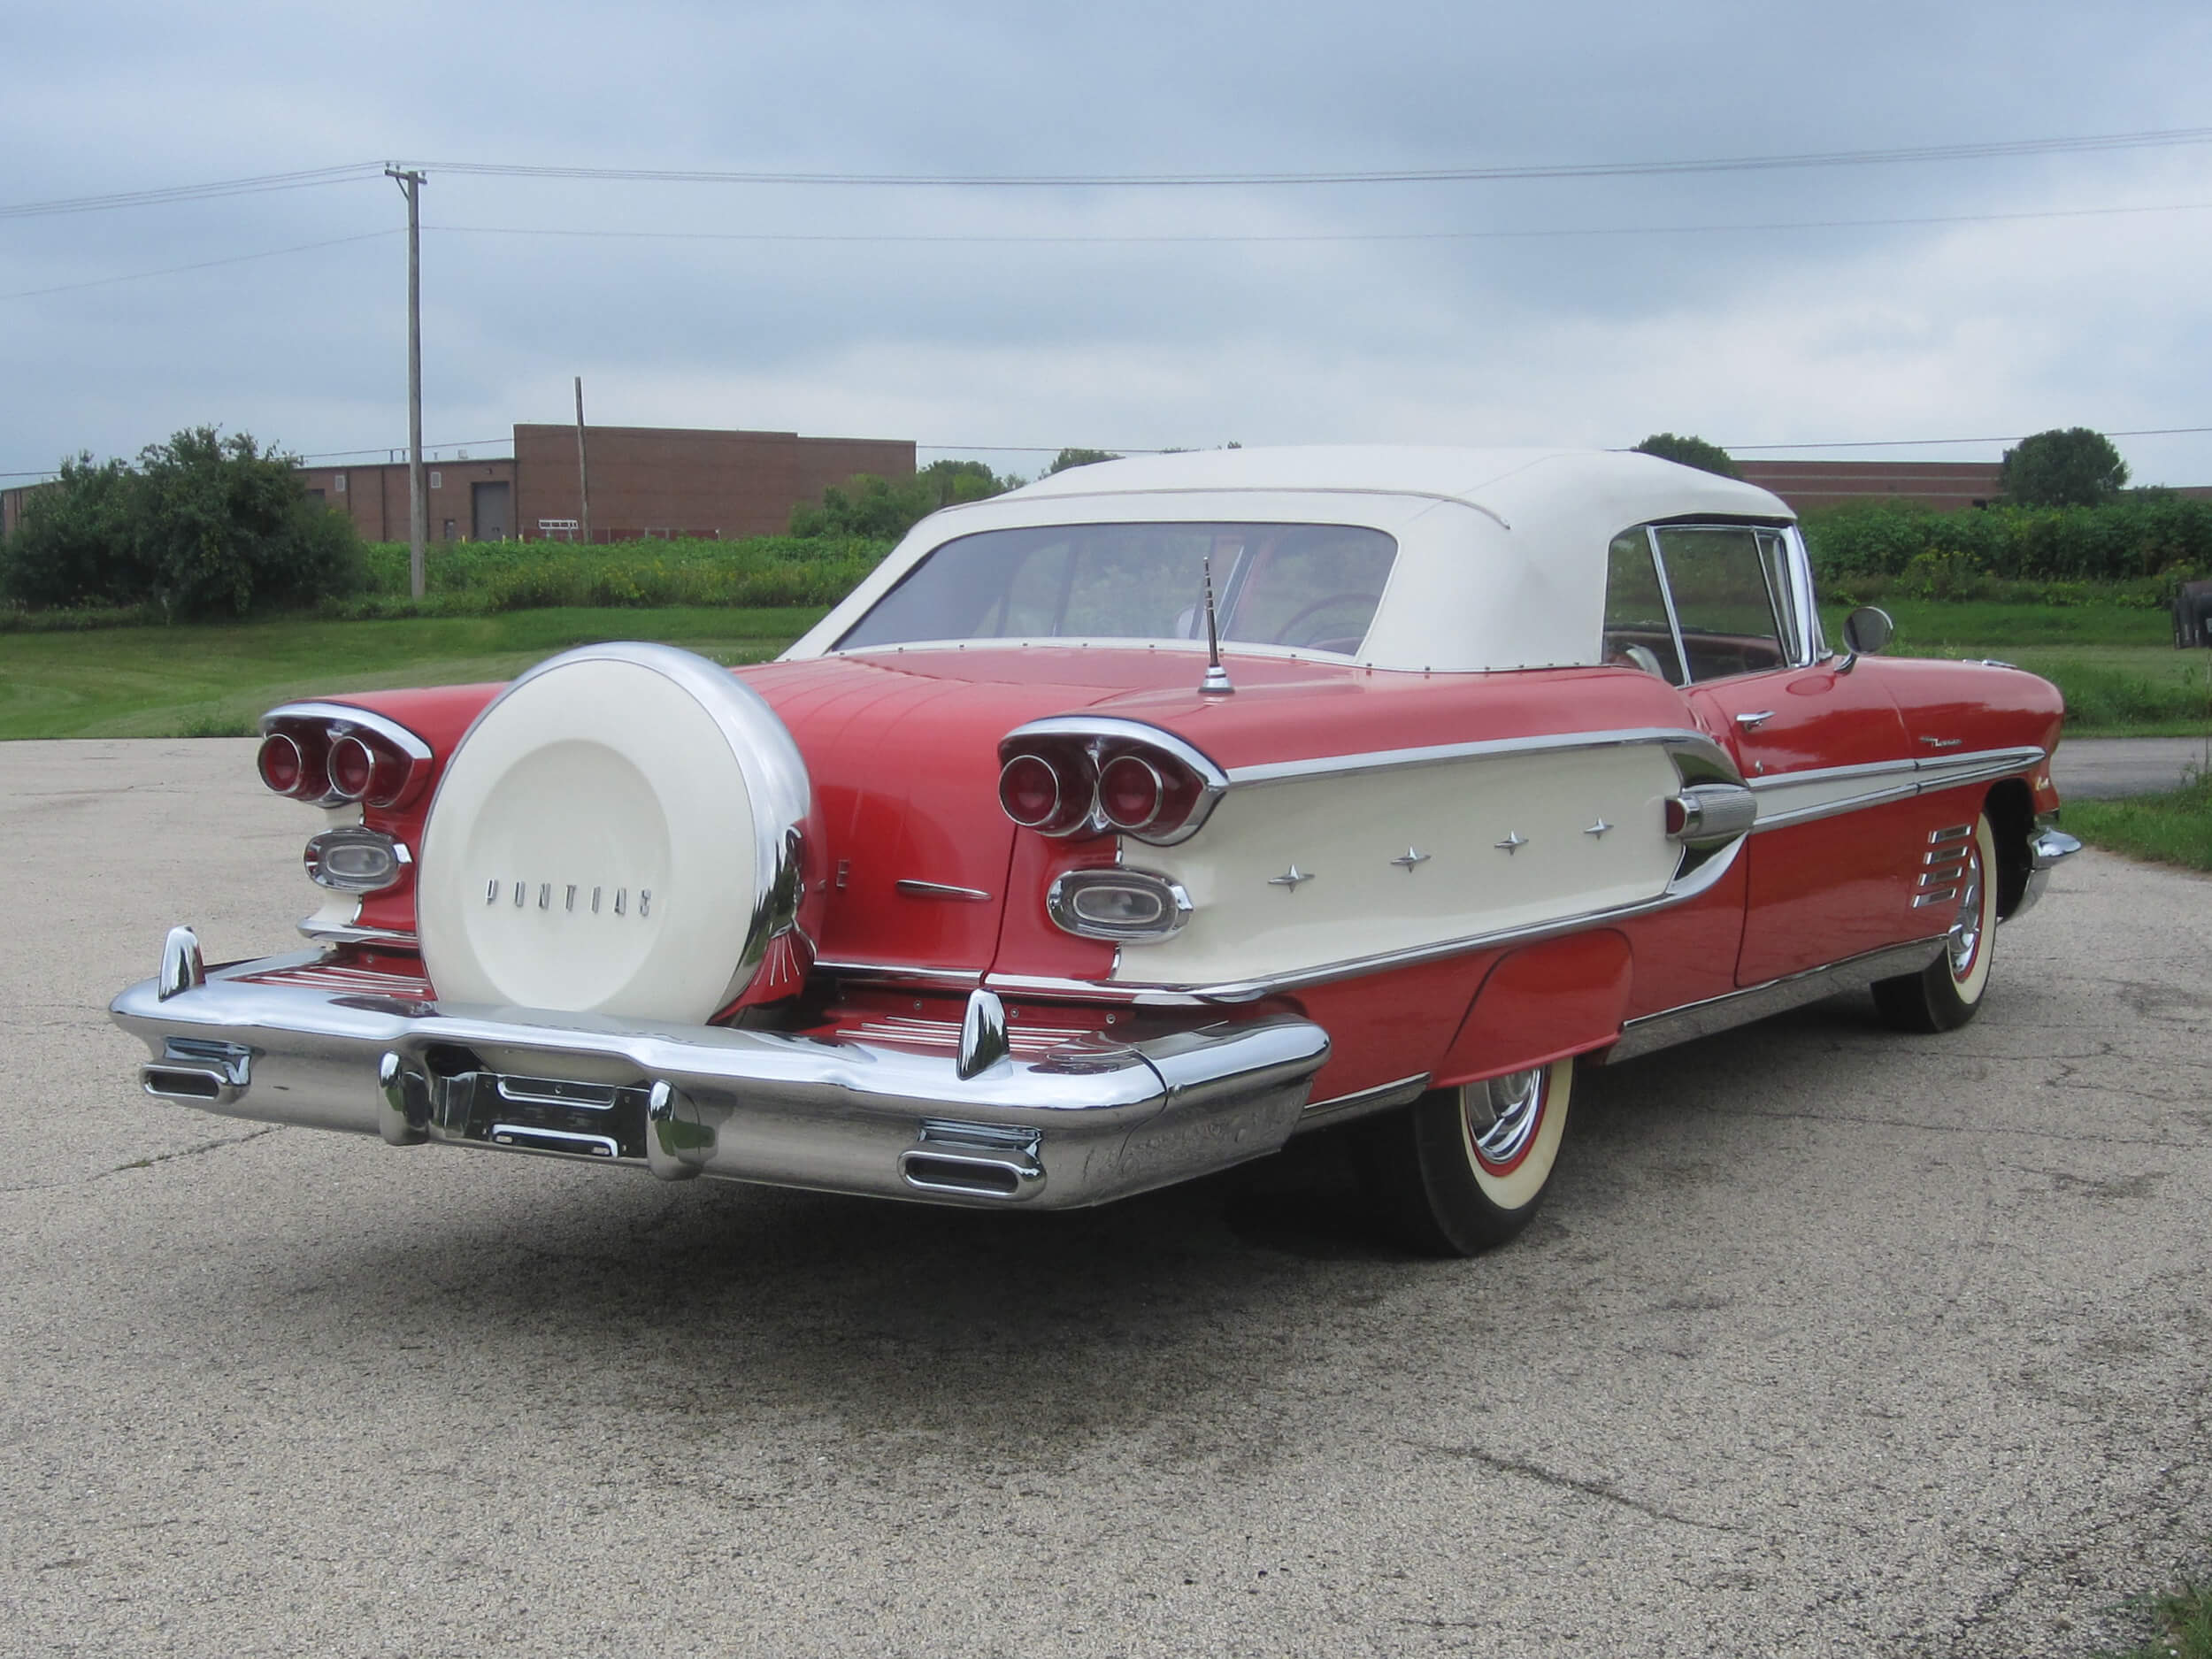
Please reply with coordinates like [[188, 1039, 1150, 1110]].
[[1734, 710, 1775, 730]]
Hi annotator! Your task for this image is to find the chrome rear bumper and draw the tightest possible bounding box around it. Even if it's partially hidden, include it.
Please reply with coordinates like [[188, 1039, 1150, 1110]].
[[111, 930, 1330, 1210]]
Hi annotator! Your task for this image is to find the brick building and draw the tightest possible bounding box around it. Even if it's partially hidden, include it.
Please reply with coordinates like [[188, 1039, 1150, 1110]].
[[1731, 458, 2004, 513], [294, 422, 915, 542]]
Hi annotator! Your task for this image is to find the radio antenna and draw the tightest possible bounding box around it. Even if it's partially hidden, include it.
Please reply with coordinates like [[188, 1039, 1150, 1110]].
[[1199, 552, 1233, 695]]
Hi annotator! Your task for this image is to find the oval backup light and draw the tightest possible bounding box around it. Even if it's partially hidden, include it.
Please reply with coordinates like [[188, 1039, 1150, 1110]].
[[1047, 868, 1193, 942]]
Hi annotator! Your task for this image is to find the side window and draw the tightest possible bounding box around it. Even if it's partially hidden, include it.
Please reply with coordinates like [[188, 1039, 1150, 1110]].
[[1602, 531, 1685, 683], [1654, 526, 1786, 682], [1755, 528, 1804, 664]]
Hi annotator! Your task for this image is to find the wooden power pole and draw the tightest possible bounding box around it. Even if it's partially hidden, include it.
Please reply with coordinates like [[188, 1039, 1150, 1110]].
[[574, 376, 592, 546], [385, 166, 428, 598]]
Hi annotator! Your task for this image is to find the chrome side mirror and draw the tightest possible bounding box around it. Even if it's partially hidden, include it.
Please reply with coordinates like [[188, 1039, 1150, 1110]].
[[1837, 605, 1893, 673]]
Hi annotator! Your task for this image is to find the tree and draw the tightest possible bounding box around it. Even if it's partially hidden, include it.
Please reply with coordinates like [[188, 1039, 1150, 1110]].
[[790, 463, 1019, 541], [3, 426, 362, 617], [1047, 447, 1120, 474], [1999, 427, 2128, 508], [1632, 434, 1740, 479]]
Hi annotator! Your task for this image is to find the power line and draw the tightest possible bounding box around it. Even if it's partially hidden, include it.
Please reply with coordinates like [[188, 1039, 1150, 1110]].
[[412, 126, 2212, 189], [422, 198, 2212, 250], [1726, 425, 2212, 451], [6, 124, 2209, 222], [2, 230, 397, 302], [0, 163, 384, 221]]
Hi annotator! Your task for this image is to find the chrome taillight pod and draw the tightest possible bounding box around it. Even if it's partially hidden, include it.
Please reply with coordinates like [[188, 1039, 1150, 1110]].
[[256, 703, 434, 810], [995, 718, 1228, 846]]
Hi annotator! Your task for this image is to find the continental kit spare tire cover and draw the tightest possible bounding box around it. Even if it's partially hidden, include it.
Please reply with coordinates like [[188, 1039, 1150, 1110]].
[[418, 642, 811, 1022]]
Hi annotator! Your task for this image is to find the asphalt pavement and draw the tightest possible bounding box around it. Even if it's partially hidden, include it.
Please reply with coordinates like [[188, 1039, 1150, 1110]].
[[2051, 735, 2209, 800], [4, 738, 2208, 1657]]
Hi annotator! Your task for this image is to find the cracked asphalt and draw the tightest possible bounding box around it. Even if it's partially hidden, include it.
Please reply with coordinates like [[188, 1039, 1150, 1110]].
[[4, 737, 2208, 1657]]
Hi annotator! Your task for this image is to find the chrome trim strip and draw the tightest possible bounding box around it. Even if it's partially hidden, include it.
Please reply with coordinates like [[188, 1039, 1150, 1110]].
[[1915, 743, 2048, 792], [1912, 887, 1958, 907], [297, 919, 419, 949], [1227, 725, 1726, 787], [260, 701, 434, 762], [1747, 747, 2047, 833], [895, 879, 993, 902], [1296, 1072, 1431, 1128], [816, 960, 985, 989], [1605, 936, 1949, 1063], [1931, 824, 1974, 843]]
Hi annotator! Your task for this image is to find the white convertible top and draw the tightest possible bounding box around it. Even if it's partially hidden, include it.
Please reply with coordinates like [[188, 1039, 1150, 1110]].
[[786, 446, 1794, 673]]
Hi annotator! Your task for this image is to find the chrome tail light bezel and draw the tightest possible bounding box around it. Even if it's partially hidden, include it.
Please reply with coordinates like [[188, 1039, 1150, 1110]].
[[257, 703, 434, 810], [995, 718, 1228, 846]]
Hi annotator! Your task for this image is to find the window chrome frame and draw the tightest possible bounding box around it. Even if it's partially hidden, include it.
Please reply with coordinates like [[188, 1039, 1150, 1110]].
[[1619, 518, 1816, 686]]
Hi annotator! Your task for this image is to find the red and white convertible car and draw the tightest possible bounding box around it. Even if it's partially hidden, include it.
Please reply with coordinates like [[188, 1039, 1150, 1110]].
[[113, 448, 2081, 1253]]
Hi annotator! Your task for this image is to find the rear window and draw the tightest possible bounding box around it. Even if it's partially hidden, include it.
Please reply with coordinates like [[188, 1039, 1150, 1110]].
[[835, 522, 1399, 657]]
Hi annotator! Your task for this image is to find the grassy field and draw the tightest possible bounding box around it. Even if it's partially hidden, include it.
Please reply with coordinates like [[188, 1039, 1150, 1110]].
[[2068, 772, 2212, 873], [1, 596, 2207, 741], [0, 608, 824, 741]]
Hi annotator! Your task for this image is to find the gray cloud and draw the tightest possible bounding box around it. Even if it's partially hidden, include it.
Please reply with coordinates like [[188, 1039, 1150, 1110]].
[[6, 0, 2211, 485]]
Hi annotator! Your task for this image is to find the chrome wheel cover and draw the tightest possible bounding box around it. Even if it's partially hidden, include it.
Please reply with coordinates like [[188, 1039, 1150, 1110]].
[[1947, 838, 1985, 982], [1464, 1067, 1546, 1169]]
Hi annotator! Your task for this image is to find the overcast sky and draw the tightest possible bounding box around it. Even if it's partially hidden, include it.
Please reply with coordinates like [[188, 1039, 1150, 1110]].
[[7, 1, 2212, 488]]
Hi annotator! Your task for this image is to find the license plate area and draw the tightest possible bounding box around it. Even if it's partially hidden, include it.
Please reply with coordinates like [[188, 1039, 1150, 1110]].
[[426, 1068, 651, 1162]]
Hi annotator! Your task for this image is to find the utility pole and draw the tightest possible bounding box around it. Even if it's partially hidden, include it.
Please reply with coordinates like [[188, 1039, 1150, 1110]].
[[386, 166, 427, 598], [574, 376, 592, 546]]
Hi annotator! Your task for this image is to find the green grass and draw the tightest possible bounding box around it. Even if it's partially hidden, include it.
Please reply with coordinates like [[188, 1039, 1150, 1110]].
[[2102, 1573, 2212, 1658], [2067, 772, 2212, 873], [0, 607, 825, 740]]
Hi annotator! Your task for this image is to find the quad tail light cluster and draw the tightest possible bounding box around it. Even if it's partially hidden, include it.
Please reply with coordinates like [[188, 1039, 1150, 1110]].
[[995, 720, 1227, 847], [256, 704, 433, 811]]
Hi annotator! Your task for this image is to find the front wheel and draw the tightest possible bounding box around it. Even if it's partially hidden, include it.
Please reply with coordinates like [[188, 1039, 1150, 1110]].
[[1358, 1058, 1574, 1256], [1873, 811, 1998, 1033]]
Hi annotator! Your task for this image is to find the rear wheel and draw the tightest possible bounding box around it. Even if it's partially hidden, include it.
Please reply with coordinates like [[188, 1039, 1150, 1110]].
[[1873, 811, 1998, 1033], [1359, 1059, 1574, 1256]]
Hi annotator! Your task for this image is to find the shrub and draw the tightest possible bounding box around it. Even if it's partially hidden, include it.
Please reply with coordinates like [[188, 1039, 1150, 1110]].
[[1801, 497, 2212, 598], [2, 427, 365, 618]]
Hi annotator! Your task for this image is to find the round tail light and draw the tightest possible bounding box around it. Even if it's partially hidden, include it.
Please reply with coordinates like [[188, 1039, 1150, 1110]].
[[327, 733, 378, 801], [257, 733, 306, 796], [999, 754, 1061, 826], [1098, 755, 1164, 832]]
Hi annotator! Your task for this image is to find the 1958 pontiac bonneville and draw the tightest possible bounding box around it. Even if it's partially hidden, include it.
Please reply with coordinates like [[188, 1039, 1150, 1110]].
[[113, 448, 2083, 1254]]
